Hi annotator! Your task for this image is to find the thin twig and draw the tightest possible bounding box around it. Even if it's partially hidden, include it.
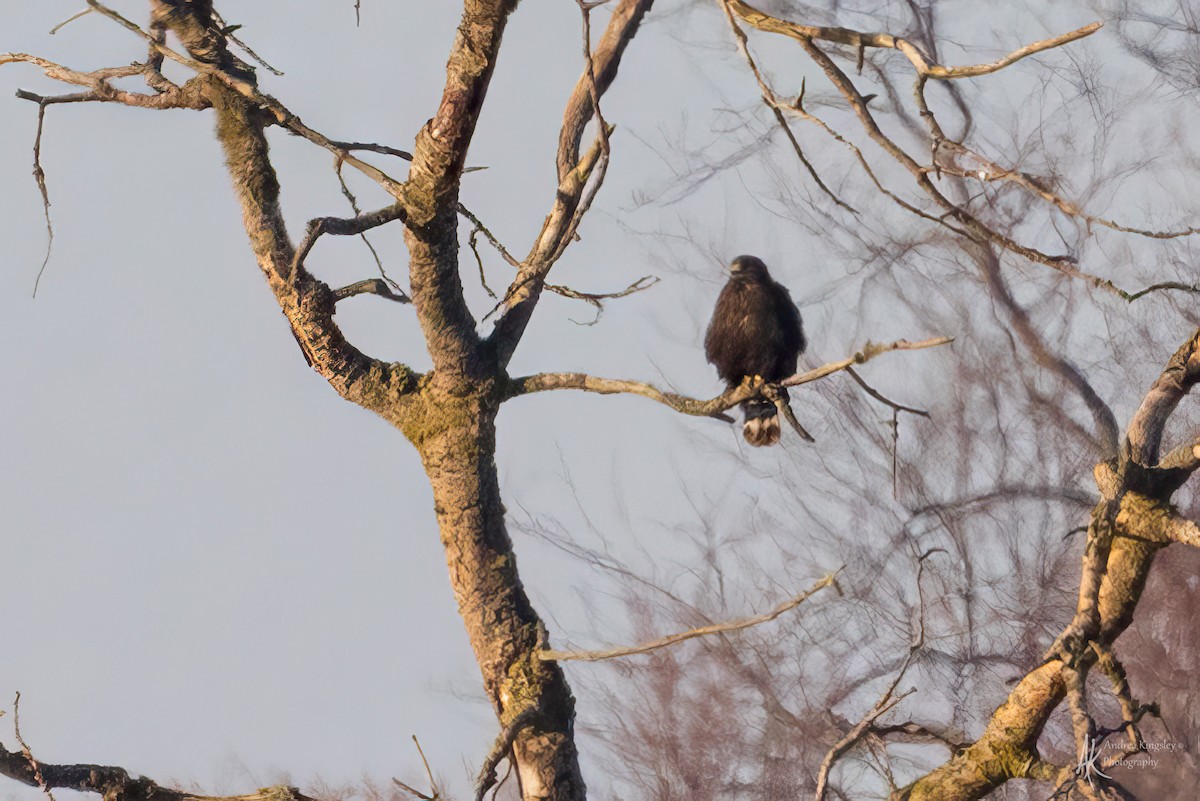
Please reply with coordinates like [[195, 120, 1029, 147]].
[[553, 275, 660, 325], [413, 736, 438, 798], [468, 227, 499, 299], [845, 366, 930, 416], [49, 8, 93, 35], [539, 570, 842, 662], [784, 337, 954, 387], [720, 0, 856, 213], [289, 203, 407, 284], [26, 99, 54, 298], [212, 11, 284, 75], [333, 158, 403, 293]]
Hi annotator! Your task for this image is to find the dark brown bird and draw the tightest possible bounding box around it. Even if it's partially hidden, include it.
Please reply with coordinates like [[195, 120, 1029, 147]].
[[704, 255, 806, 446]]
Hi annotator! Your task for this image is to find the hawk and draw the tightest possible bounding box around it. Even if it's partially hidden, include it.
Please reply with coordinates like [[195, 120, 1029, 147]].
[[704, 255, 807, 447]]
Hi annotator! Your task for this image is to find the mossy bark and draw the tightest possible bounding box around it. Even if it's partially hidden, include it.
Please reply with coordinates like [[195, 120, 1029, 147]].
[[408, 376, 585, 800]]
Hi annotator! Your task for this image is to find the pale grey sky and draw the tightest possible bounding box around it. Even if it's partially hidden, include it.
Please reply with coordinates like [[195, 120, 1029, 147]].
[[3, 1, 1195, 799]]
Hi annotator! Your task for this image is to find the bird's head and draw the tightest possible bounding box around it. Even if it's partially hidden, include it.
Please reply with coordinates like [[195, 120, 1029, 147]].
[[729, 255, 771, 281]]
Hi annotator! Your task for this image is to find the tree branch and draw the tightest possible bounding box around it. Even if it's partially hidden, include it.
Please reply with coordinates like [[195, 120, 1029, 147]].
[[489, 1, 656, 367], [557, 0, 652, 181], [333, 279, 411, 304], [539, 570, 841, 662], [0, 742, 317, 801], [137, 0, 419, 412], [3, 54, 211, 110], [505, 336, 952, 422], [1126, 330, 1200, 467], [721, 2, 1194, 294], [725, 1, 1101, 80], [82, 1, 407, 198], [719, 1, 855, 213]]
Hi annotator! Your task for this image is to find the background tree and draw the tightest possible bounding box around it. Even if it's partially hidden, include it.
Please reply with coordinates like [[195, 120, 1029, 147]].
[[568, 1, 1200, 798]]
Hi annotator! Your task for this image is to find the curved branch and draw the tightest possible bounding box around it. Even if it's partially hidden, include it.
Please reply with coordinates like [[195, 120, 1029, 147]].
[[557, 0, 653, 181], [976, 244, 1119, 455], [539, 571, 841, 662], [1126, 329, 1200, 466]]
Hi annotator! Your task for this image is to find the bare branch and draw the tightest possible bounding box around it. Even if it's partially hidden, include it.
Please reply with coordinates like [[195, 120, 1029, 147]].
[[845, 367, 929, 417], [1124, 281, 1200, 302], [333, 279, 411, 304], [81, 1, 407, 198], [719, 1, 855, 213], [506, 335, 952, 422], [539, 570, 842, 662], [290, 204, 407, 285], [0, 736, 317, 801], [725, 1, 1101, 80], [3, 54, 211, 110], [545, 275, 659, 325], [1126, 330, 1200, 466], [557, 0, 652, 181], [12, 694, 55, 801], [783, 337, 953, 387], [490, 1, 656, 366], [815, 681, 915, 801], [49, 9, 94, 35]]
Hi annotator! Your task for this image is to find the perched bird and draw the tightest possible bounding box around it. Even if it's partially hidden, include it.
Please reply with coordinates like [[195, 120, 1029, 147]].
[[704, 255, 807, 447]]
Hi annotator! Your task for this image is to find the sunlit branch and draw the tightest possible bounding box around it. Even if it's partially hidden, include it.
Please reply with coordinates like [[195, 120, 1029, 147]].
[[83, 1, 408, 198], [506, 336, 953, 420], [725, 0, 1101, 80], [539, 570, 842, 662]]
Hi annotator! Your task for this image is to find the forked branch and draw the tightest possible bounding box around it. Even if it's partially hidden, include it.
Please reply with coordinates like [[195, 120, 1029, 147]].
[[720, 0, 1198, 294]]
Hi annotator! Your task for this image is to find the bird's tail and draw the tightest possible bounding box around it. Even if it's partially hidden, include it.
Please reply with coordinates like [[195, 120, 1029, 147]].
[[741, 395, 781, 447]]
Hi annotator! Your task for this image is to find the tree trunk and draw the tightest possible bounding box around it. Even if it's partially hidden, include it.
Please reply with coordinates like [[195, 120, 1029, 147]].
[[407, 377, 585, 800]]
